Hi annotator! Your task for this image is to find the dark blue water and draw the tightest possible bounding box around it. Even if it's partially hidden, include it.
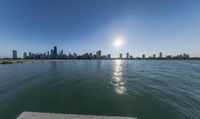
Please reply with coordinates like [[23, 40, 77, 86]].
[[0, 60, 200, 119]]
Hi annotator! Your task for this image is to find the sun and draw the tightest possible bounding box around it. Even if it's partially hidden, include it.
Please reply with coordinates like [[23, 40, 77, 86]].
[[113, 38, 123, 48]]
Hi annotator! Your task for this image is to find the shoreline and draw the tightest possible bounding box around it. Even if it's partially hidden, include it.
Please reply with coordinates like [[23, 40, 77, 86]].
[[0, 59, 200, 64]]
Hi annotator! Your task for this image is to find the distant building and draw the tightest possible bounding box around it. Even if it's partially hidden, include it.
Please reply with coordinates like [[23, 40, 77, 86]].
[[119, 53, 122, 59], [59, 50, 63, 58], [47, 51, 50, 59], [102, 54, 111, 59], [29, 52, 32, 59], [183, 53, 189, 59], [69, 52, 73, 59], [142, 54, 145, 59], [13, 50, 17, 59], [51, 49, 54, 56], [126, 52, 129, 59], [96, 50, 101, 59], [159, 52, 162, 58], [108, 54, 111, 59], [40, 53, 46, 59], [23, 52, 27, 59], [153, 54, 156, 58], [53, 46, 57, 58], [54, 46, 57, 55], [166, 55, 172, 59], [177, 54, 183, 59], [88, 53, 93, 59], [61, 50, 63, 56], [73, 53, 78, 58]]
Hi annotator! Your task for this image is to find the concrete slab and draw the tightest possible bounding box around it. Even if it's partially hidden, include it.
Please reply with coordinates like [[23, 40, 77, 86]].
[[17, 112, 137, 119]]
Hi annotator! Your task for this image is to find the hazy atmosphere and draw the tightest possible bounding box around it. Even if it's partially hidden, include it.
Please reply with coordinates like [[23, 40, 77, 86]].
[[0, 0, 200, 57]]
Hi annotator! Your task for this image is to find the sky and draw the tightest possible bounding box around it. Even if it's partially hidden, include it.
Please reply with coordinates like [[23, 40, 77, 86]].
[[0, 0, 200, 58]]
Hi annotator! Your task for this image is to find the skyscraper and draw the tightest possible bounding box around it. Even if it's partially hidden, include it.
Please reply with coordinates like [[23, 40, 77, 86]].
[[126, 52, 129, 59], [23, 52, 27, 59], [60, 50, 63, 58], [159, 52, 163, 58], [54, 46, 57, 57], [119, 53, 122, 59], [29, 52, 32, 59], [142, 54, 145, 59], [51, 49, 54, 56], [13, 50, 17, 59], [153, 54, 156, 59], [69, 52, 73, 59], [96, 50, 101, 59]]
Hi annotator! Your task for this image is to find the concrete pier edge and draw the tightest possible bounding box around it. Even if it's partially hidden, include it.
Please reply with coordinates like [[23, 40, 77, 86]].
[[17, 112, 137, 119]]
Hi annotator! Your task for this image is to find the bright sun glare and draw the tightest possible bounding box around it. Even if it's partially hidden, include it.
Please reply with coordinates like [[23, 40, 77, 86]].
[[113, 38, 123, 48]]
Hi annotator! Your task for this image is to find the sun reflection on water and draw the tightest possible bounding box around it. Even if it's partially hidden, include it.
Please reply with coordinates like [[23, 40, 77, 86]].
[[112, 60, 126, 95]]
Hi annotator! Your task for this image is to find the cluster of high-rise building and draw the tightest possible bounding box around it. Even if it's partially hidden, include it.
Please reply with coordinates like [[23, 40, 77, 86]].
[[21, 46, 111, 60], [137, 52, 190, 60], [11, 47, 191, 60], [116, 52, 190, 60]]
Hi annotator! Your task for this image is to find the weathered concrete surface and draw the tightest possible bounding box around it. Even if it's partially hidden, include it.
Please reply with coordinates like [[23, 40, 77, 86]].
[[17, 112, 137, 119]]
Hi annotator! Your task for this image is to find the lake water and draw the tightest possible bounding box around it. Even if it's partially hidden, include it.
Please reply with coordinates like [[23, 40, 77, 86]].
[[0, 60, 200, 119]]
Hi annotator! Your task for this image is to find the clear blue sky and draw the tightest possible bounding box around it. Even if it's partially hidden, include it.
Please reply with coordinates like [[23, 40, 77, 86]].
[[0, 0, 200, 58]]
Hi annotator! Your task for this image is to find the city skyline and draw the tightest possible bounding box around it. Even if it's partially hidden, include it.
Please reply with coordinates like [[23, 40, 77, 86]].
[[1, 0, 200, 58], [6, 46, 192, 60]]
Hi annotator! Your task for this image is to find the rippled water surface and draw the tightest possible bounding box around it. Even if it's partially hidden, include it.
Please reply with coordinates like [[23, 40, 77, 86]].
[[0, 60, 200, 119]]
